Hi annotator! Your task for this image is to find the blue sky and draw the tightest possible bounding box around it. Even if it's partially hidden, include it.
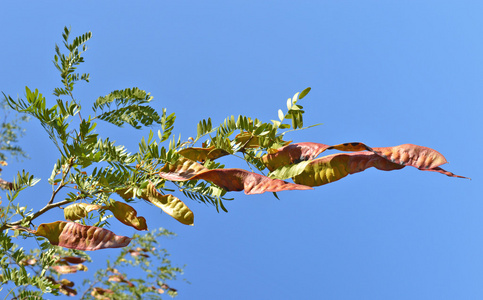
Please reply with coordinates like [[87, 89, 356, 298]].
[[1, 1, 481, 299]]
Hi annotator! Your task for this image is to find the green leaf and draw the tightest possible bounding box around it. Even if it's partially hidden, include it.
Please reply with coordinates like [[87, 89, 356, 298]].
[[271, 120, 281, 128], [93, 88, 162, 129], [298, 87, 311, 99], [292, 92, 300, 104], [286, 97, 292, 110], [269, 160, 311, 180]]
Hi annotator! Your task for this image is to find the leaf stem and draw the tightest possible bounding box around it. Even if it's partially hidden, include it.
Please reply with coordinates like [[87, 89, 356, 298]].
[[3, 285, 20, 300]]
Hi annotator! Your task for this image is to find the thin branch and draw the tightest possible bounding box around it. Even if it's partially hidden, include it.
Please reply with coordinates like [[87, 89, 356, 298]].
[[48, 162, 72, 205], [79, 278, 101, 300], [0, 199, 71, 231], [48, 183, 64, 206], [280, 123, 323, 135]]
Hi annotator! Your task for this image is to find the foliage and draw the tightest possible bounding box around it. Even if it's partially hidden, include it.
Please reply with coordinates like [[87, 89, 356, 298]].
[[0, 27, 467, 298], [0, 99, 29, 194], [0, 99, 29, 162], [80, 228, 182, 300], [0, 228, 180, 299]]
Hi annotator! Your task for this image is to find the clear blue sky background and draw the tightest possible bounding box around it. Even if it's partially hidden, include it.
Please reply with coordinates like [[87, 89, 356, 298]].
[[1, 1, 481, 299]]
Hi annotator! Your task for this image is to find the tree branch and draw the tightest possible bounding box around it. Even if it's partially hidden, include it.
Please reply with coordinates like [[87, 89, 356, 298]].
[[0, 199, 71, 231]]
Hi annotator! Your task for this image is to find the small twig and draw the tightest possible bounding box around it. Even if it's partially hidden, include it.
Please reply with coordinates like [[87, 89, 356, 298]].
[[0, 199, 71, 231], [48, 183, 64, 205], [280, 123, 323, 135], [242, 153, 257, 173], [79, 279, 101, 300], [48, 162, 72, 205]]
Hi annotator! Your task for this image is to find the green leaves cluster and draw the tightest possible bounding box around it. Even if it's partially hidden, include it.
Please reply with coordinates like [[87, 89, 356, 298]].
[[1, 171, 40, 229], [273, 87, 311, 130], [191, 90, 316, 174], [93, 88, 170, 130], [53, 26, 91, 97], [0, 232, 59, 298]]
